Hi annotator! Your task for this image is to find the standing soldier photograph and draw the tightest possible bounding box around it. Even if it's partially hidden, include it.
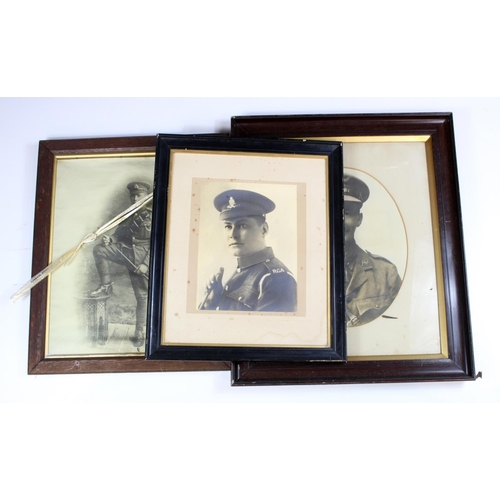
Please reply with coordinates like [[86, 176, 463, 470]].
[[90, 181, 152, 346]]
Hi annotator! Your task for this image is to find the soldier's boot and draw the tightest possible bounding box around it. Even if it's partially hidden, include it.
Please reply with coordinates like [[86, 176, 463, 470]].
[[90, 282, 113, 297], [131, 328, 145, 347]]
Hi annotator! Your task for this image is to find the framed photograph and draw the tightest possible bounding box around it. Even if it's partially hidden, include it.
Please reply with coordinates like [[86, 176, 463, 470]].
[[28, 136, 230, 374], [146, 134, 345, 362], [230, 112, 477, 384]]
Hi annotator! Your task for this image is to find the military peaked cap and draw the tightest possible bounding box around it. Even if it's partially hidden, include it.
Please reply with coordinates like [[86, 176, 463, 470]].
[[343, 175, 370, 204], [214, 189, 276, 220], [127, 181, 151, 194]]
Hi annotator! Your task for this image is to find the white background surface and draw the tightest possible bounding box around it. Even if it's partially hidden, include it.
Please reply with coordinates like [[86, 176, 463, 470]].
[[1, 7, 498, 496], [2, 96, 497, 499]]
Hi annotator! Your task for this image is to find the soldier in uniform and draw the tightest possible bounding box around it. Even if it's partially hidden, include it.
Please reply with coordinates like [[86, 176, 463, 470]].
[[90, 181, 152, 346], [344, 174, 402, 326], [200, 189, 297, 312]]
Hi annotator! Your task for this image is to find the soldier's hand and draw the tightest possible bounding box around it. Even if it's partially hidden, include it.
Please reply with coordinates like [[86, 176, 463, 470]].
[[102, 235, 111, 245], [200, 267, 224, 309], [206, 267, 224, 293], [134, 264, 148, 276]]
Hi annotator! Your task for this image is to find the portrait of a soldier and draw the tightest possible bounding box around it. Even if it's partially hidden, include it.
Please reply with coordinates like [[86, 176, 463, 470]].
[[90, 181, 152, 346], [200, 189, 297, 312], [344, 174, 402, 326]]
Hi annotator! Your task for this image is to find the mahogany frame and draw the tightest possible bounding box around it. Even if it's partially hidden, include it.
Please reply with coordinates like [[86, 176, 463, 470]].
[[230, 112, 477, 385], [28, 136, 230, 374]]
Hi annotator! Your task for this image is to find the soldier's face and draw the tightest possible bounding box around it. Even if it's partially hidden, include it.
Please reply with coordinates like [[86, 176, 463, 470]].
[[130, 191, 148, 204], [223, 216, 268, 257], [345, 202, 363, 244]]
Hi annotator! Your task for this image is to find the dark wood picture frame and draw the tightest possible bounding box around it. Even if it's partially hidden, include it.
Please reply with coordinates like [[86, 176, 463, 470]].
[[28, 136, 230, 374], [230, 112, 477, 385], [146, 134, 345, 362]]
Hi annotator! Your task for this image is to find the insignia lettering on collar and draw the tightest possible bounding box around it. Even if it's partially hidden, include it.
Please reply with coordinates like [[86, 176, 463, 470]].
[[272, 268, 285, 274], [361, 259, 369, 266]]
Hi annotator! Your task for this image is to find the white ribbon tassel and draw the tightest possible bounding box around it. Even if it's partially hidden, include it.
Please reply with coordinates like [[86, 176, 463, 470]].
[[11, 193, 153, 302]]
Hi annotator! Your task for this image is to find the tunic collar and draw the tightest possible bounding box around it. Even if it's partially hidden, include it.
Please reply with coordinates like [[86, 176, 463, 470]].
[[346, 244, 374, 296], [237, 247, 274, 270], [345, 242, 359, 272]]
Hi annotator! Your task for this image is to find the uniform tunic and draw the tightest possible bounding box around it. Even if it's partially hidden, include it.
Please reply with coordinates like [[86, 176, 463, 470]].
[[205, 247, 297, 312], [93, 208, 152, 329], [346, 243, 402, 326]]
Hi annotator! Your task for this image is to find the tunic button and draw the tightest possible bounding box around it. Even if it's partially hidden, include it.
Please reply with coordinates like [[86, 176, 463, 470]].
[[237, 268, 241, 273], [225, 286, 229, 290], [238, 296, 243, 301]]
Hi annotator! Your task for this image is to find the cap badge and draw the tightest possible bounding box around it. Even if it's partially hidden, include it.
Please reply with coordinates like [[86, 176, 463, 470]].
[[227, 196, 239, 209]]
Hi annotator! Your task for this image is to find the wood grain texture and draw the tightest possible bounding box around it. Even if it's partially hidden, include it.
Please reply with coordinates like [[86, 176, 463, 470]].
[[230, 113, 476, 385], [28, 136, 230, 374]]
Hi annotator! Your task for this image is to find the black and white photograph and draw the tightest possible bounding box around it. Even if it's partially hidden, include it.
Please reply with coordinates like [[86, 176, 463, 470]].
[[193, 180, 301, 315], [157, 146, 336, 350], [342, 141, 445, 359], [47, 155, 155, 357], [343, 170, 405, 328]]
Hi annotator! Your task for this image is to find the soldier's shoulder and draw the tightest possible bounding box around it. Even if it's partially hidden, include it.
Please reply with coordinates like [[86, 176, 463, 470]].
[[364, 250, 399, 272], [263, 257, 295, 280], [365, 250, 392, 264]]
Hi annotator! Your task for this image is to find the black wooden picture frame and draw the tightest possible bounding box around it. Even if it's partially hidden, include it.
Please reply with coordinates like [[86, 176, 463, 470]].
[[146, 134, 345, 362]]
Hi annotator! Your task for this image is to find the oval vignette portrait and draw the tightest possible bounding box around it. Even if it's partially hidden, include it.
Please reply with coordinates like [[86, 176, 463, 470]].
[[344, 167, 408, 328]]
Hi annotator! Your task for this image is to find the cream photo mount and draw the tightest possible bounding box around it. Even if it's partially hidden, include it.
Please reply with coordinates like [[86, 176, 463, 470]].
[[146, 134, 345, 362]]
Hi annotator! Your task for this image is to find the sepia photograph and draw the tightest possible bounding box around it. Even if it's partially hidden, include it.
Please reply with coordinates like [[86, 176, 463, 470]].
[[191, 180, 301, 314], [47, 154, 155, 356], [343, 169, 406, 328], [342, 140, 444, 359]]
